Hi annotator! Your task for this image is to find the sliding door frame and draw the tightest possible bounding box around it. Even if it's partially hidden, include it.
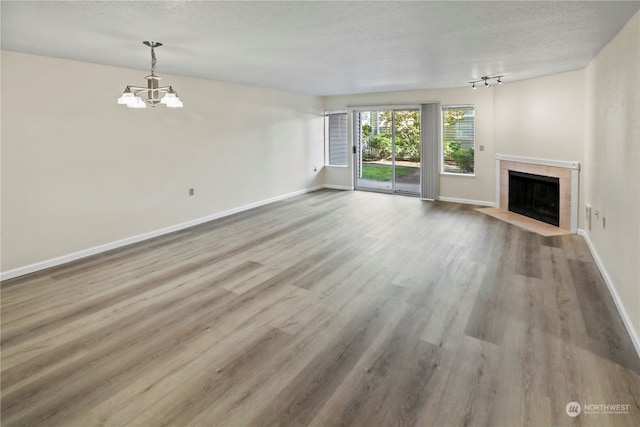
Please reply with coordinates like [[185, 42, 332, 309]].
[[350, 105, 421, 195]]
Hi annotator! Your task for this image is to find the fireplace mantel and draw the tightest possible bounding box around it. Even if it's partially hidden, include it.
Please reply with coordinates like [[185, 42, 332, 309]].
[[495, 154, 580, 233], [495, 154, 580, 171]]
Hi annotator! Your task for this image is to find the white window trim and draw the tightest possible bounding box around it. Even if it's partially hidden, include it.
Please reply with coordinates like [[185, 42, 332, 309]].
[[441, 105, 476, 176]]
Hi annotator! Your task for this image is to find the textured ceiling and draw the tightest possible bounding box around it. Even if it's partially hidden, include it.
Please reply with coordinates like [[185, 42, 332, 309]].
[[2, 1, 639, 95]]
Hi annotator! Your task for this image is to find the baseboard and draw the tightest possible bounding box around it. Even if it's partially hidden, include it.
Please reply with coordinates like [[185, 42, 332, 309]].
[[0, 185, 325, 282], [577, 229, 640, 359], [323, 184, 354, 191], [437, 196, 496, 207]]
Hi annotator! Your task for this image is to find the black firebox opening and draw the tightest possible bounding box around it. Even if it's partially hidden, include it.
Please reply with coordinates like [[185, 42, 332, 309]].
[[508, 171, 560, 226]]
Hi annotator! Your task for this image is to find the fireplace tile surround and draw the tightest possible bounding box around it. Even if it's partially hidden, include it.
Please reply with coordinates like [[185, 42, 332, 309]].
[[495, 155, 580, 233]]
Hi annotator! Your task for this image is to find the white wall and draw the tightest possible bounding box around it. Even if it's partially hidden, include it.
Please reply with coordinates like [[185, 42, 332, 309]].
[[1, 51, 325, 274], [493, 69, 586, 228], [493, 70, 585, 161], [585, 12, 640, 344], [323, 87, 495, 204]]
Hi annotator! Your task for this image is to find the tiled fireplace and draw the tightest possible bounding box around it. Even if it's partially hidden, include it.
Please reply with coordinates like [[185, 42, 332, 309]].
[[495, 155, 580, 233]]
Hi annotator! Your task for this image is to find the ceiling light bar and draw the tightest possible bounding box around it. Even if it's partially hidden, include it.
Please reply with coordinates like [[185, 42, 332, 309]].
[[117, 41, 183, 109], [469, 75, 504, 89]]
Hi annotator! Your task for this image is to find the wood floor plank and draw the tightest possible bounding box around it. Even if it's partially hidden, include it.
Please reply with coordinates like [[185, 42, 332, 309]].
[[1, 260, 262, 378], [2, 189, 639, 426], [309, 304, 441, 427], [248, 284, 412, 427], [425, 335, 500, 427], [569, 258, 640, 373]]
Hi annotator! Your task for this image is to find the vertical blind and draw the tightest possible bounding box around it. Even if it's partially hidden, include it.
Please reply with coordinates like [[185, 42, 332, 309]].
[[421, 103, 440, 200], [327, 113, 348, 166]]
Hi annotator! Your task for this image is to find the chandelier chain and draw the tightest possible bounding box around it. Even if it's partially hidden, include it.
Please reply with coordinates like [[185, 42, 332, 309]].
[[150, 47, 157, 75]]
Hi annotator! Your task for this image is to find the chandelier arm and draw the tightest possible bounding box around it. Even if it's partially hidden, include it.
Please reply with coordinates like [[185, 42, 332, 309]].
[[131, 88, 174, 96], [132, 89, 170, 93]]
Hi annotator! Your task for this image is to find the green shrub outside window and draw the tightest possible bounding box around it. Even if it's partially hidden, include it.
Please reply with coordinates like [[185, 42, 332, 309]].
[[443, 107, 475, 174]]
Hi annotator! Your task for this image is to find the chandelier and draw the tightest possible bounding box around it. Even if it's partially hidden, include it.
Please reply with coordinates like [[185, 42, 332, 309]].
[[117, 41, 183, 108]]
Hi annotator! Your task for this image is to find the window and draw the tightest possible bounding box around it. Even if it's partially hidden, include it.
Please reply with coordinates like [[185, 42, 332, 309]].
[[442, 106, 475, 175], [326, 112, 348, 166]]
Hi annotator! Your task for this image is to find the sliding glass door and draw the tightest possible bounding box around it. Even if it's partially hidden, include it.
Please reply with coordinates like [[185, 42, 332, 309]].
[[354, 109, 420, 195]]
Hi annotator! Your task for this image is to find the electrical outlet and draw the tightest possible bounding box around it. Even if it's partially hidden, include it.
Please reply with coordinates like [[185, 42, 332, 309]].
[[479, 145, 485, 151], [189, 188, 194, 196]]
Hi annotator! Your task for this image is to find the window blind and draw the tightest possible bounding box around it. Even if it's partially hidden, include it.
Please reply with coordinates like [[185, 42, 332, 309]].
[[327, 113, 348, 166]]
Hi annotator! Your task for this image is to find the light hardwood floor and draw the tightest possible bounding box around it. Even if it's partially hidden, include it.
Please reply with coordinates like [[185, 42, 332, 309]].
[[2, 189, 639, 426]]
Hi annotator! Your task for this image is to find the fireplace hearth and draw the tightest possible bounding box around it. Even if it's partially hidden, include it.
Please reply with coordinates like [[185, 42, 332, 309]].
[[508, 171, 560, 226]]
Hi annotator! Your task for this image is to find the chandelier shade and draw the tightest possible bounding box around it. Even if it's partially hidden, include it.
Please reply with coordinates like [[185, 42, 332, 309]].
[[118, 41, 183, 109], [160, 89, 183, 108]]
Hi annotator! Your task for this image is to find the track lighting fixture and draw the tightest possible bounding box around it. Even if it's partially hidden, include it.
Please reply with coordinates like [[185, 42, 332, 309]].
[[469, 75, 504, 89], [117, 41, 183, 109]]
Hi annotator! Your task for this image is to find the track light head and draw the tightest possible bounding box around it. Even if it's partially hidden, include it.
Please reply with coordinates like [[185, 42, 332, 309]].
[[472, 82, 476, 89], [497, 77, 503, 85]]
